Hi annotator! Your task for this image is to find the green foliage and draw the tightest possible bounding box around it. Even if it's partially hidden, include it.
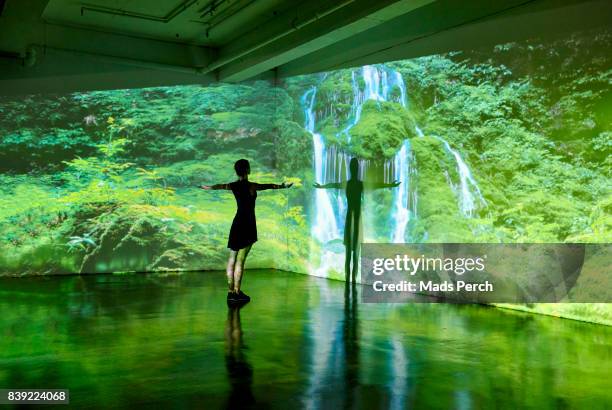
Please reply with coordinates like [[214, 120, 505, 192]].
[[385, 29, 612, 245], [0, 80, 296, 168], [348, 101, 417, 159], [0, 101, 309, 275], [274, 120, 312, 174]]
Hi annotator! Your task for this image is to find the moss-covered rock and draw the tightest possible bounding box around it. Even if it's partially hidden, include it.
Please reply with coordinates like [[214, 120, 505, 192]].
[[313, 70, 355, 121], [348, 101, 416, 159]]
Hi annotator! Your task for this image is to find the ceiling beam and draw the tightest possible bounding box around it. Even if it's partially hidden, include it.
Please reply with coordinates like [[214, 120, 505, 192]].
[[276, 0, 611, 78], [0, 47, 217, 95], [0, 19, 215, 70], [275, 0, 534, 77], [214, 0, 434, 82], [1, 0, 607, 93]]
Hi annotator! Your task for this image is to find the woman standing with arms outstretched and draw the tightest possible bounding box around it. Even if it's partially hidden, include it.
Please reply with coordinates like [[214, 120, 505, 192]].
[[201, 159, 292, 305]]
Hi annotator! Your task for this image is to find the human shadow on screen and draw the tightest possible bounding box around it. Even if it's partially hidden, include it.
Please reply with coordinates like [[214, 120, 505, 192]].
[[224, 305, 255, 409], [315, 157, 399, 282]]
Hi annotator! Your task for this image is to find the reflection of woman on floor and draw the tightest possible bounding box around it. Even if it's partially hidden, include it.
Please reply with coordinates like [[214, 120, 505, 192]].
[[201, 159, 292, 304], [314, 158, 399, 282], [225, 305, 256, 408]]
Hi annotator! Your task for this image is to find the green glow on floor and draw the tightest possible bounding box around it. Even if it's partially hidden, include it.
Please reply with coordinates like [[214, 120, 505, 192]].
[[0, 270, 610, 408]]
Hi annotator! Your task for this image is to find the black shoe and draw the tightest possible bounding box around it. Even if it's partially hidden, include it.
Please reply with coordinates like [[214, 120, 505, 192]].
[[235, 290, 251, 303], [227, 292, 237, 305]]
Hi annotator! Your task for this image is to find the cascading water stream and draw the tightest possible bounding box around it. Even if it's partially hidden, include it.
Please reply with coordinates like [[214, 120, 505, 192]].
[[415, 125, 425, 137], [382, 68, 415, 243], [303, 87, 344, 276], [391, 140, 411, 243], [304, 88, 340, 242], [416, 117, 486, 217], [433, 136, 487, 217]]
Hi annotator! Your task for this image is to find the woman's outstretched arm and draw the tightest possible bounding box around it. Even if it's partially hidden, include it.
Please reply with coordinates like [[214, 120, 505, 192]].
[[254, 182, 293, 191], [313, 182, 343, 189], [199, 183, 232, 190]]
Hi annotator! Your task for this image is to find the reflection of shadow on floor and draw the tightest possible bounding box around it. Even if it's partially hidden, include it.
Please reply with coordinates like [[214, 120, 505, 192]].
[[341, 281, 391, 408], [225, 305, 255, 409], [343, 281, 359, 408]]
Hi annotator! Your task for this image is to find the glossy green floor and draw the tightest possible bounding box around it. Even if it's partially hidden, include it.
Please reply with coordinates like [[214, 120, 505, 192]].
[[0, 270, 610, 409]]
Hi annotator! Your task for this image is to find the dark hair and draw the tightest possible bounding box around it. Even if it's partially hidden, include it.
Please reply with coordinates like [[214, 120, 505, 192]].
[[234, 159, 250, 177]]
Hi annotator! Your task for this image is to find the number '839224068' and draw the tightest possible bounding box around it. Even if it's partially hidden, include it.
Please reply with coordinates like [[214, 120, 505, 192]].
[[1, 389, 69, 404]]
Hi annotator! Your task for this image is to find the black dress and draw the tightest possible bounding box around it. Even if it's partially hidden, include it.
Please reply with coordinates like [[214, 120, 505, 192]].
[[227, 180, 258, 251]]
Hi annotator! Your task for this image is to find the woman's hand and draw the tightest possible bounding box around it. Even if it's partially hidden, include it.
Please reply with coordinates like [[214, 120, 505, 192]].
[[281, 182, 293, 189], [313, 183, 322, 188], [199, 185, 212, 190]]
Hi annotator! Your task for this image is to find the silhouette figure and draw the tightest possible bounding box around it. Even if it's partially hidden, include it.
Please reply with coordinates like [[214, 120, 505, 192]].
[[224, 305, 255, 409], [314, 157, 399, 282], [201, 159, 292, 304]]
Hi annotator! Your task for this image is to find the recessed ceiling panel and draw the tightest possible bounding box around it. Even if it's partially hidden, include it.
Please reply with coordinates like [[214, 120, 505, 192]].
[[41, 0, 291, 46]]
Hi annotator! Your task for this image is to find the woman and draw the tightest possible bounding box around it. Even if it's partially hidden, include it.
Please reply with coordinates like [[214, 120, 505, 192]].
[[201, 159, 292, 304]]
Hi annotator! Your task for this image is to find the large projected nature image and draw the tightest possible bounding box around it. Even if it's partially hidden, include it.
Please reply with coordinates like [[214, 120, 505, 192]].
[[0, 80, 311, 274], [291, 28, 610, 280], [0, 26, 609, 317]]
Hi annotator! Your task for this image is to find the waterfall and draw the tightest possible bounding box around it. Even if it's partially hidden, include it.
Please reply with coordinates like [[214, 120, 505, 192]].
[[415, 125, 425, 138], [306, 65, 419, 260], [433, 136, 487, 217], [362, 65, 386, 101], [339, 65, 416, 243], [304, 88, 339, 241], [352, 65, 486, 231], [304, 64, 487, 277], [391, 140, 411, 243], [340, 71, 366, 140], [303, 87, 343, 276], [416, 110, 486, 217], [392, 70, 407, 106], [384, 67, 416, 243], [341, 65, 417, 243]]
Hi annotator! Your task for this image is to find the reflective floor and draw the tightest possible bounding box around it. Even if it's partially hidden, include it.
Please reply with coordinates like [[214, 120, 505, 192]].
[[0, 270, 610, 409]]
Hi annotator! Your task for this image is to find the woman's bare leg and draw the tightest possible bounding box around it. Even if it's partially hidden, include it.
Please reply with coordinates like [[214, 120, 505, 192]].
[[233, 245, 252, 293], [227, 250, 238, 292]]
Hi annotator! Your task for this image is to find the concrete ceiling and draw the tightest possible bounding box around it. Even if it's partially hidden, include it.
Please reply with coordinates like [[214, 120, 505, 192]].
[[0, 0, 610, 95]]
